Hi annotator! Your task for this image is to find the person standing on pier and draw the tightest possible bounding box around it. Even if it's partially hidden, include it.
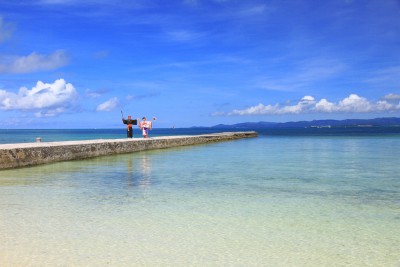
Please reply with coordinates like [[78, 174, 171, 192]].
[[139, 117, 156, 138], [122, 115, 138, 138]]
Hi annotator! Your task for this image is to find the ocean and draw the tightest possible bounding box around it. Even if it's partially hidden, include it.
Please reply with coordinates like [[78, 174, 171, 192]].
[[0, 128, 399, 266]]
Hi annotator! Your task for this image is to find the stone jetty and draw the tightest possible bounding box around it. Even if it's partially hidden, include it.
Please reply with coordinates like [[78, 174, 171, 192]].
[[0, 131, 257, 170]]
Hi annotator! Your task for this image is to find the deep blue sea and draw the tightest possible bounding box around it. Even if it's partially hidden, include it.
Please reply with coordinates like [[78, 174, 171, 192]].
[[1, 127, 400, 144], [1, 127, 399, 266]]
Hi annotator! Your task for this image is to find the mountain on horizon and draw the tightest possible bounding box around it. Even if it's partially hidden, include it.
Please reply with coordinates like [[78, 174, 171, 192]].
[[208, 117, 400, 129]]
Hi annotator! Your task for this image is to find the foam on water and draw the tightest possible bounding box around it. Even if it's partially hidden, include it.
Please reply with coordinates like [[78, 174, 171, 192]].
[[1, 135, 399, 266]]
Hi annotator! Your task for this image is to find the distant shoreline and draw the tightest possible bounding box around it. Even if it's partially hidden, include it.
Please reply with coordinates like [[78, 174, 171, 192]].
[[203, 117, 400, 129]]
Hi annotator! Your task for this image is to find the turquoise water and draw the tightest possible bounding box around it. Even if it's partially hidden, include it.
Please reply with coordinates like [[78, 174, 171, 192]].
[[1, 130, 400, 266]]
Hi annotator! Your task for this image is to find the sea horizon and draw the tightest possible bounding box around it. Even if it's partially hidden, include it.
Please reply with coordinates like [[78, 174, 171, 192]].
[[1, 126, 400, 145]]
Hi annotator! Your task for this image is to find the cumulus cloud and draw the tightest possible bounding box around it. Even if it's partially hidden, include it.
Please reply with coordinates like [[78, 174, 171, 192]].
[[96, 97, 119, 111], [280, 96, 315, 114], [227, 96, 315, 115], [0, 50, 69, 73], [0, 79, 78, 117], [218, 94, 400, 116]]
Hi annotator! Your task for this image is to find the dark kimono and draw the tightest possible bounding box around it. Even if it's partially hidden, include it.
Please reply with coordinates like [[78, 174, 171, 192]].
[[122, 118, 138, 138]]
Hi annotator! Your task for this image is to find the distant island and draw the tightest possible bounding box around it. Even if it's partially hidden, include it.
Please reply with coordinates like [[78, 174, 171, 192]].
[[204, 117, 400, 129]]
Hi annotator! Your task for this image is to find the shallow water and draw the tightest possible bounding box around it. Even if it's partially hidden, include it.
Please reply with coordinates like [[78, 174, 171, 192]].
[[1, 134, 399, 266]]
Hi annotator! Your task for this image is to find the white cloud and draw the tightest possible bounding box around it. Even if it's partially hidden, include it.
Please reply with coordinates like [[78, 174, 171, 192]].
[[228, 96, 316, 115], [96, 97, 119, 111], [0, 50, 69, 73], [0, 79, 78, 117], [382, 93, 400, 101], [336, 94, 372, 112], [229, 103, 279, 116], [220, 94, 400, 116], [315, 99, 337, 112]]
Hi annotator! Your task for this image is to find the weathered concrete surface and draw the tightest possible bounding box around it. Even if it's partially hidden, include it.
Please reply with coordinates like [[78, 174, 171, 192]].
[[0, 131, 257, 170]]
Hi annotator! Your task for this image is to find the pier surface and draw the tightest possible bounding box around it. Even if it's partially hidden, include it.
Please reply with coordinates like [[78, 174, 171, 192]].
[[0, 131, 257, 170]]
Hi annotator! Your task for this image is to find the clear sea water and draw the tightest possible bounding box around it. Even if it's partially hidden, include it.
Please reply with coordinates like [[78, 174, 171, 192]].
[[1, 128, 399, 266]]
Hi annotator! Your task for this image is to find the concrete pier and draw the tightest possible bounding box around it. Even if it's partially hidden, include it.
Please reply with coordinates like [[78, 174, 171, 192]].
[[0, 131, 257, 170]]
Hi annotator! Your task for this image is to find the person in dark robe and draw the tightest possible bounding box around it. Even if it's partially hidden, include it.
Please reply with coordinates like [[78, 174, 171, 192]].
[[122, 115, 138, 138]]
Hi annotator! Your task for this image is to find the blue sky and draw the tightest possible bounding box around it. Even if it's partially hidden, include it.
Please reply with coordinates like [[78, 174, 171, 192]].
[[0, 0, 400, 128]]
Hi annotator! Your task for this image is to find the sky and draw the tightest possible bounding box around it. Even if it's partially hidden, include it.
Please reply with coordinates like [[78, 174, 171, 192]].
[[0, 0, 400, 128]]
